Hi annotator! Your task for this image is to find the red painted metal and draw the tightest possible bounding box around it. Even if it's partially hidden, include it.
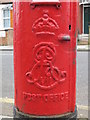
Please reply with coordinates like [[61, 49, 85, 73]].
[[13, 1, 78, 116]]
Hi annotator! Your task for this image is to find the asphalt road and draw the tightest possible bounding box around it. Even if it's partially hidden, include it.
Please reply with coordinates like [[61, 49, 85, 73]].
[[1, 51, 14, 98], [0, 50, 88, 118]]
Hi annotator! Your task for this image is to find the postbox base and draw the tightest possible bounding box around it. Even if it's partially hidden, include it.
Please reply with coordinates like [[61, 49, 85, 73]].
[[13, 106, 77, 120]]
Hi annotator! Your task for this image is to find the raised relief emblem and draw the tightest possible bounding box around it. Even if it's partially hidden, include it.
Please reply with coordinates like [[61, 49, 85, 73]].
[[32, 13, 59, 35], [26, 42, 67, 90]]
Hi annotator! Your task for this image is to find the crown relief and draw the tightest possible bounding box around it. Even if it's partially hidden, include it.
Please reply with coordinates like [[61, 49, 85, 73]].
[[32, 13, 59, 35]]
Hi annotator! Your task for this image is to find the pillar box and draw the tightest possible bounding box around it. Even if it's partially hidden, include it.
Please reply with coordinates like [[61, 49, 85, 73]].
[[13, 1, 78, 119]]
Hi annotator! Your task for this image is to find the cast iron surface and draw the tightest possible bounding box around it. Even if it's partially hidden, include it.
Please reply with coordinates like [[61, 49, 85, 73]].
[[13, 1, 78, 116]]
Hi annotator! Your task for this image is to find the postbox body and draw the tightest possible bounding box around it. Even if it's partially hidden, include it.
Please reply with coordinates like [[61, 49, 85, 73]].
[[13, 1, 78, 117]]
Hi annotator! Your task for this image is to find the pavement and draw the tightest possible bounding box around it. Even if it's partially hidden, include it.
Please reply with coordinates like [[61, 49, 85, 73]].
[[0, 45, 90, 51]]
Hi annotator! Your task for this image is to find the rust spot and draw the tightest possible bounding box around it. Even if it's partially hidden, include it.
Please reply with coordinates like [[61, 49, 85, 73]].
[[16, 89, 18, 105], [73, 58, 76, 65], [74, 32, 76, 37], [73, 46, 76, 51]]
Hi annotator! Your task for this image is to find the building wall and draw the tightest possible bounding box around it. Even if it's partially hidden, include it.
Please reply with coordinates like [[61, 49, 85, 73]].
[[0, 0, 12, 3], [0, 29, 13, 46]]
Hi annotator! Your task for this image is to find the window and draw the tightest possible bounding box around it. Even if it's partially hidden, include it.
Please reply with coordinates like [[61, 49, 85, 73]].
[[3, 9, 10, 29]]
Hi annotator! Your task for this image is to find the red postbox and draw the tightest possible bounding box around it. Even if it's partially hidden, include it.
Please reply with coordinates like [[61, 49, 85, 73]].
[[13, 0, 78, 119]]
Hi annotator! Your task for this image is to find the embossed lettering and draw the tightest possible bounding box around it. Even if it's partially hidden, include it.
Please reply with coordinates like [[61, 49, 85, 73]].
[[23, 92, 69, 102], [60, 93, 64, 101], [43, 94, 48, 102], [65, 92, 69, 99]]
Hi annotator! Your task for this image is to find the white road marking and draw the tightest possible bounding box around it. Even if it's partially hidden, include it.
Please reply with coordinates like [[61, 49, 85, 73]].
[[0, 54, 13, 56], [0, 115, 13, 119], [0, 98, 14, 104]]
